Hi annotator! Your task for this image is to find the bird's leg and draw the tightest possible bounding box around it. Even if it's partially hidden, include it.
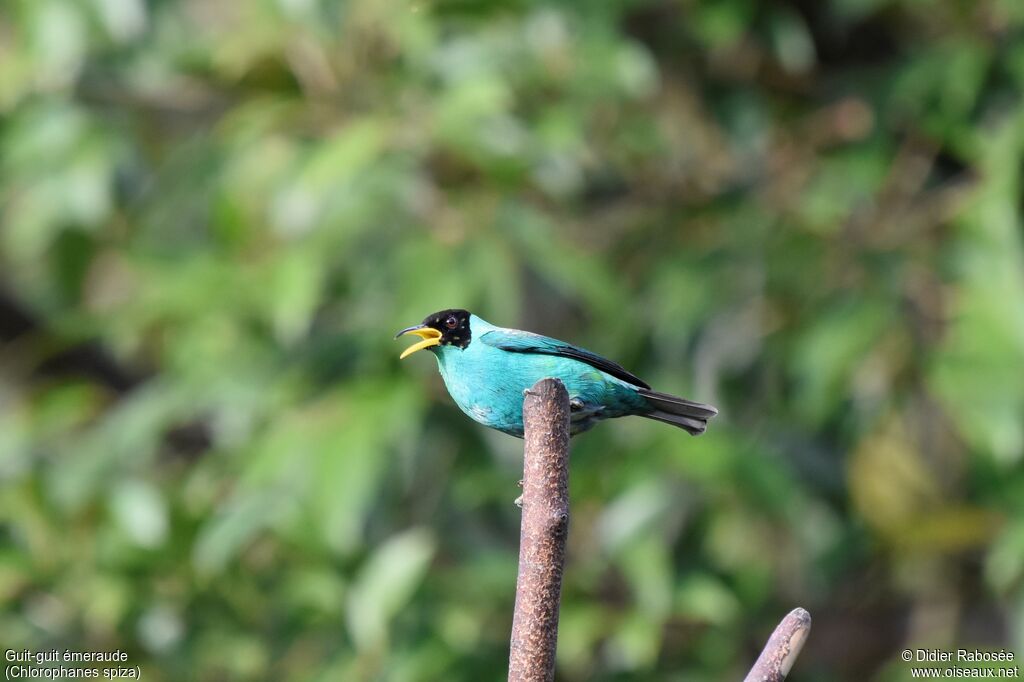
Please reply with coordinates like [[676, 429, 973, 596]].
[[568, 397, 603, 424]]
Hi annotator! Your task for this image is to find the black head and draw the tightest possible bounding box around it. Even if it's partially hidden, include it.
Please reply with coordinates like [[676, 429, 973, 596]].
[[419, 309, 472, 349], [395, 309, 472, 359]]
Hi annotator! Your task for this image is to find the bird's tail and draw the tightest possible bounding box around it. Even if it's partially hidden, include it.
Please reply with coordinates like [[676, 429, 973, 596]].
[[637, 388, 718, 436]]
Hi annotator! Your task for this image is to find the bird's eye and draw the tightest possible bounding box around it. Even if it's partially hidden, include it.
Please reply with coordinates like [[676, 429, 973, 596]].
[[445, 316, 458, 329]]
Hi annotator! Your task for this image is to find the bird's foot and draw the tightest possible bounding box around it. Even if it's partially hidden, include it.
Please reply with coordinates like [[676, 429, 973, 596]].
[[522, 388, 534, 397], [569, 397, 585, 411], [517, 479, 523, 488], [513, 495, 523, 508]]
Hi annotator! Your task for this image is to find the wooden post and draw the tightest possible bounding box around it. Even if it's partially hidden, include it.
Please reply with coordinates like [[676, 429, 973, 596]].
[[743, 608, 812, 681], [508, 378, 571, 682]]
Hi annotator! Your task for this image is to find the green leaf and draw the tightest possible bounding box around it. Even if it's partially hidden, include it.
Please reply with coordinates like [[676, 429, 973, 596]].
[[346, 528, 436, 651]]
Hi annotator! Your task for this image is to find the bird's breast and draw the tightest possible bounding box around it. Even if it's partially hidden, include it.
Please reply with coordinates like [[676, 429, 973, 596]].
[[434, 346, 523, 428]]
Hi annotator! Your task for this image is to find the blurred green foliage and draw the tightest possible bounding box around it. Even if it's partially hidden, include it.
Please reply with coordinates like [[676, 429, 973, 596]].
[[2, 0, 1024, 680]]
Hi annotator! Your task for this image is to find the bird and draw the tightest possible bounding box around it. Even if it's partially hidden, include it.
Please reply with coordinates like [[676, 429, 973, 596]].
[[395, 309, 717, 438]]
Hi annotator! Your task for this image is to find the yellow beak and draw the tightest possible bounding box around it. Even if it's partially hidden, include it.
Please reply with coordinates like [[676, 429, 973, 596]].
[[395, 325, 443, 359]]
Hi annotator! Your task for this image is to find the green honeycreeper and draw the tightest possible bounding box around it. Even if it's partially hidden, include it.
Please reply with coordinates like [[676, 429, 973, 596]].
[[396, 309, 717, 437]]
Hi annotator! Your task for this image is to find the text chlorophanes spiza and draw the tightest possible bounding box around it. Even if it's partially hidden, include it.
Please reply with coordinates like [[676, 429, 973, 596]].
[[395, 309, 717, 437]]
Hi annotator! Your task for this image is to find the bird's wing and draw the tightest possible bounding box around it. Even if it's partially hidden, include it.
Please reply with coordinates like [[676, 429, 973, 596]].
[[479, 328, 651, 389]]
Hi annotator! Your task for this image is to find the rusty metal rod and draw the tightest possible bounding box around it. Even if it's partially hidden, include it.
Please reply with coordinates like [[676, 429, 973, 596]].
[[508, 378, 571, 682]]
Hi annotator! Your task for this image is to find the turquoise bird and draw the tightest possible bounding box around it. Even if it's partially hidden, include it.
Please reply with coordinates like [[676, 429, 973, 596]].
[[396, 309, 717, 437]]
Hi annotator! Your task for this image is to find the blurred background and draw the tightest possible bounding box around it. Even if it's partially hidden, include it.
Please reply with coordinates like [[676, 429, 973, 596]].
[[2, 0, 1023, 680]]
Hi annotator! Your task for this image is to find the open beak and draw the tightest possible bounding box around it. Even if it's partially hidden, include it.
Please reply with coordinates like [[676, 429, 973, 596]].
[[395, 325, 442, 359]]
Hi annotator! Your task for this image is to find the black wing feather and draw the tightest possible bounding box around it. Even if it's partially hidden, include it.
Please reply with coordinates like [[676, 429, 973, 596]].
[[479, 328, 651, 389]]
